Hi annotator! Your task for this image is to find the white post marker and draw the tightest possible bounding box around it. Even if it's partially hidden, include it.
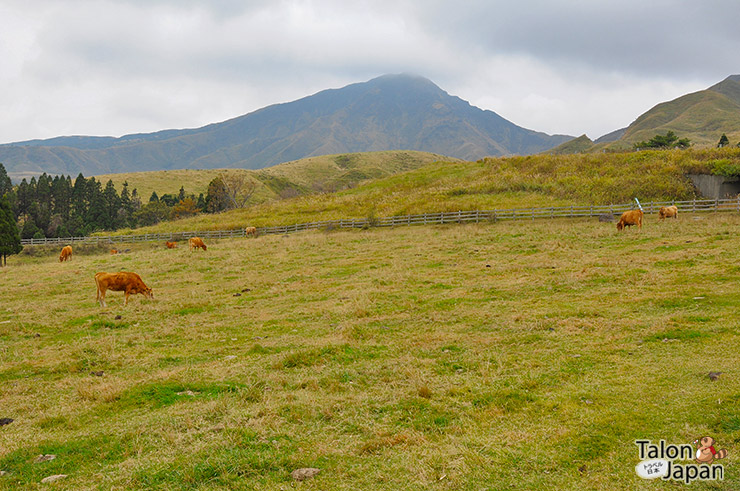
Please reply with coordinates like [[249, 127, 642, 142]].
[[634, 198, 643, 211]]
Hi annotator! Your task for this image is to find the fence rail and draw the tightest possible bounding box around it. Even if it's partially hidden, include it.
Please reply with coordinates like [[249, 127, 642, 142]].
[[20, 197, 740, 246]]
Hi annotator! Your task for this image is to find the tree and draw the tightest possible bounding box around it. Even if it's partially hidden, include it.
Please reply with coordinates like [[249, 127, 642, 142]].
[[0, 163, 11, 198], [149, 191, 159, 203], [205, 177, 230, 213], [218, 172, 257, 209], [0, 196, 22, 266], [171, 197, 199, 220], [133, 201, 170, 226], [718, 134, 730, 148], [633, 131, 690, 150]]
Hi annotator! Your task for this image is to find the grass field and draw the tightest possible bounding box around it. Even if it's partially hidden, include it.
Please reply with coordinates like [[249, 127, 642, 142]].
[[93, 151, 454, 204], [2, 211, 740, 489]]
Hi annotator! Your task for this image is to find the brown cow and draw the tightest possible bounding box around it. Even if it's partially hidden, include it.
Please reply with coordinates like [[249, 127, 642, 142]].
[[94, 272, 153, 307], [658, 205, 678, 220], [110, 249, 118, 255], [189, 237, 207, 251], [616, 209, 643, 231], [245, 226, 257, 237], [165, 241, 178, 249], [59, 245, 73, 262]]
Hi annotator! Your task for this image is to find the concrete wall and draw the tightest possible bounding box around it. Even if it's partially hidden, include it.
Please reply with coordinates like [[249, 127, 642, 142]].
[[688, 174, 740, 199]]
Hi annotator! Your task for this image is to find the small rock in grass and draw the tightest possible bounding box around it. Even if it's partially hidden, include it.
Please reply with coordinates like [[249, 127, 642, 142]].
[[91, 371, 104, 377], [176, 390, 198, 397], [0, 418, 13, 426], [0, 470, 7, 476], [115, 315, 122, 320], [291, 468, 320, 481], [41, 474, 67, 483], [224, 355, 237, 361], [233, 293, 241, 297], [34, 454, 56, 463], [708, 372, 723, 381]]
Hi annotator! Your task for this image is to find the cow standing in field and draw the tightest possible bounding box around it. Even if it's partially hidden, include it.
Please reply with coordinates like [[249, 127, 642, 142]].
[[94, 272, 153, 307], [658, 205, 678, 220], [165, 241, 177, 249], [245, 227, 257, 237], [59, 245, 73, 262], [616, 209, 643, 231], [189, 237, 207, 251]]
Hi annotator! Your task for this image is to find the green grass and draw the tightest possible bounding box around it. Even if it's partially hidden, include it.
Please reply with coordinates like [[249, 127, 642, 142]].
[[94, 150, 454, 203], [104, 148, 740, 236], [3, 213, 740, 489]]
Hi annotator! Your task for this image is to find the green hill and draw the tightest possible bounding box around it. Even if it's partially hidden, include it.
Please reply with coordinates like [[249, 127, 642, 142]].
[[546, 134, 594, 154], [604, 75, 740, 150], [105, 148, 740, 235], [95, 150, 457, 203]]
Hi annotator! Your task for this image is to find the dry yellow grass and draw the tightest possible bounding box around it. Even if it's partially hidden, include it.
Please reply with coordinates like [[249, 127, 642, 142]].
[[3, 212, 740, 489]]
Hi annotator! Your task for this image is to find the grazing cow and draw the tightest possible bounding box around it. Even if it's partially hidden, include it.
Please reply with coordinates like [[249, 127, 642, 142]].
[[110, 249, 118, 255], [658, 205, 678, 220], [94, 271, 153, 307], [189, 237, 207, 251], [245, 226, 257, 237], [59, 245, 73, 262], [616, 209, 643, 231], [165, 241, 177, 249]]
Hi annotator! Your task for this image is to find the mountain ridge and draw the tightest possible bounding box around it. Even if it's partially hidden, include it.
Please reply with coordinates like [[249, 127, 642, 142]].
[[0, 74, 572, 180]]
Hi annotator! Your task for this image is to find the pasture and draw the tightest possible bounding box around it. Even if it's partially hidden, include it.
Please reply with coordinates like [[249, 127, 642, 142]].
[[2, 213, 740, 489]]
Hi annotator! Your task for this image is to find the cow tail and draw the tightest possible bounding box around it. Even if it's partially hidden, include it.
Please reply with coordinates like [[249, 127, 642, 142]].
[[94, 274, 100, 303]]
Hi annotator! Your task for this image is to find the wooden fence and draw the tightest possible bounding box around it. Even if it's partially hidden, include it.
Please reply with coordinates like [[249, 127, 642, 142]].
[[20, 197, 740, 246]]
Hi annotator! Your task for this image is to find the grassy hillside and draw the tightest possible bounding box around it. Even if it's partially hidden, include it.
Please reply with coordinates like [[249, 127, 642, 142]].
[[622, 89, 740, 147], [104, 148, 740, 235], [3, 214, 740, 489], [547, 134, 594, 154], [94, 151, 455, 202]]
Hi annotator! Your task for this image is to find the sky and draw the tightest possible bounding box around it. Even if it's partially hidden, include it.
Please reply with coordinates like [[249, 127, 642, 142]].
[[1, 0, 739, 144]]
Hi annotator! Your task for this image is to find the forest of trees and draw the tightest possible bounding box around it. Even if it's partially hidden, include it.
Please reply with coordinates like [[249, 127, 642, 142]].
[[0, 163, 235, 240]]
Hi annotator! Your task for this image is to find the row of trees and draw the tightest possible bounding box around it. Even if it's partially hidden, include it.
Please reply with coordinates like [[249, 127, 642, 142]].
[[0, 163, 258, 240], [716, 134, 740, 148], [634, 131, 740, 150]]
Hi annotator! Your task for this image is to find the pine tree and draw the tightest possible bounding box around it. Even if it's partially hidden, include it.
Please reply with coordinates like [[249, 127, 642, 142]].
[[0, 195, 22, 266], [149, 191, 159, 203], [0, 163, 11, 198]]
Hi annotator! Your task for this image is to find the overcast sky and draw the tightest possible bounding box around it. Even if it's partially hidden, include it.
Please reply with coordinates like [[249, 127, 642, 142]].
[[1, 0, 738, 144]]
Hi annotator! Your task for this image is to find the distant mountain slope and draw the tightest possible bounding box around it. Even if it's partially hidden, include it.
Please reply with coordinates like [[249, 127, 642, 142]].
[[546, 134, 594, 154], [611, 75, 740, 149], [0, 74, 572, 181]]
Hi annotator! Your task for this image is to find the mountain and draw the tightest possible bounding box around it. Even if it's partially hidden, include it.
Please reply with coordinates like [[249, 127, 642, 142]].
[[546, 134, 594, 154], [0, 74, 572, 181], [600, 75, 740, 150]]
